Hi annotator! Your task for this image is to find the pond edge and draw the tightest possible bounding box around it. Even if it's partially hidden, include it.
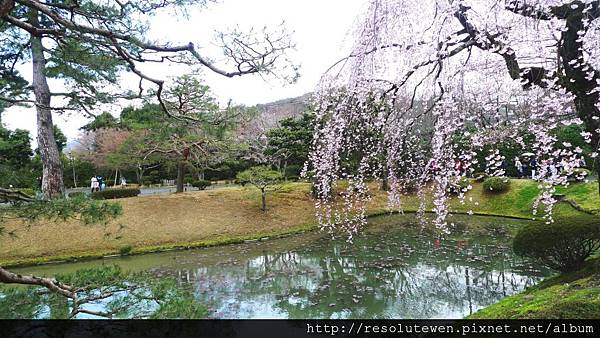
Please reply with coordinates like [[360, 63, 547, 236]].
[[0, 209, 533, 268]]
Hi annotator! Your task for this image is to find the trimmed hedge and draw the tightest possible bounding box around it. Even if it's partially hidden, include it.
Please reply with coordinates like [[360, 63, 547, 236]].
[[473, 172, 488, 182], [482, 177, 510, 193], [91, 188, 141, 200], [513, 219, 600, 272], [68, 191, 85, 198], [191, 180, 212, 190]]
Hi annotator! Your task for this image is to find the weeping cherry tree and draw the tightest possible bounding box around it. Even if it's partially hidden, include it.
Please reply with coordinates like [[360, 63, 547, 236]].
[[308, 0, 600, 238]]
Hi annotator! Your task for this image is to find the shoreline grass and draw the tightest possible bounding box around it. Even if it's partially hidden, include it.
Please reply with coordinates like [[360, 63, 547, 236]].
[[469, 255, 600, 319]]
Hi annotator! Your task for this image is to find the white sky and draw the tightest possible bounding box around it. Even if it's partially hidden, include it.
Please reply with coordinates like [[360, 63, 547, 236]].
[[2, 0, 367, 145]]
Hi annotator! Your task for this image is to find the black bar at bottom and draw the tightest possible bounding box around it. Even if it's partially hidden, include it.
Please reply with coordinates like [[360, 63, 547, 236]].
[[0, 319, 598, 338]]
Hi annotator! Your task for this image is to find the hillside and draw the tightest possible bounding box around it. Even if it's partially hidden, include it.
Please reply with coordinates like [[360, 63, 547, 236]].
[[255, 92, 312, 120]]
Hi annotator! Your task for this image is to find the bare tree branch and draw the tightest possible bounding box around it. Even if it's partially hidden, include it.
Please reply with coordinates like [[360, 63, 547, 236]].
[[0, 266, 75, 299]]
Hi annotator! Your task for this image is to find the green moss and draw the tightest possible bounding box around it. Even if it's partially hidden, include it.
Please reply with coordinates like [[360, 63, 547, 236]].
[[470, 258, 600, 319], [556, 182, 600, 213]]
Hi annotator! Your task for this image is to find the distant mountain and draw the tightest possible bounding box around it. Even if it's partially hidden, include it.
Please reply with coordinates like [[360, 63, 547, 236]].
[[236, 93, 312, 161], [254, 92, 312, 121]]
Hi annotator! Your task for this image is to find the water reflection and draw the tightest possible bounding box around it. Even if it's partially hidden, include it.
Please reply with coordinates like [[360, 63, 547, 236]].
[[152, 222, 551, 319], [9, 215, 553, 319]]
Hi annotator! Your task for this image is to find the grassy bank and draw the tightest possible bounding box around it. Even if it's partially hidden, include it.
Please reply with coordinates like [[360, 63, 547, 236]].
[[470, 255, 600, 319], [0, 183, 319, 267], [0, 179, 598, 267]]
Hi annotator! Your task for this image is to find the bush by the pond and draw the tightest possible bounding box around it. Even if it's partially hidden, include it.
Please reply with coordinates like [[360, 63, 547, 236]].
[[513, 219, 600, 272], [0, 265, 208, 319], [192, 180, 212, 190], [119, 245, 133, 255], [482, 177, 510, 193], [92, 188, 141, 200], [448, 177, 470, 194]]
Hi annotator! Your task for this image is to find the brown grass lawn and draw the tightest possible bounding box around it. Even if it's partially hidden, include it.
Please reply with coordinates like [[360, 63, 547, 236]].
[[0, 183, 321, 265]]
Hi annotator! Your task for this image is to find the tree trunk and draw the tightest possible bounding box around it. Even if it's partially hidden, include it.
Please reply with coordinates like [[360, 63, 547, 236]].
[[69, 157, 77, 188], [0, 1, 15, 19], [198, 170, 205, 180], [558, 10, 600, 195], [30, 10, 64, 198], [261, 188, 267, 211], [381, 177, 389, 191], [275, 159, 281, 172], [381, 162, 389, 191], [136, 166, 144, 187], [597, 164, 600, 196], [176, 160, 185, 193]]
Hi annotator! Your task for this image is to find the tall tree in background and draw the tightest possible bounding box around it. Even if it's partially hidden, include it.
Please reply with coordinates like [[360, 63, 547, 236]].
[[52, 125, 66, 153], [265, 112, 314, 176], [152, 75, 246, 193], [0, 125, 31, 167], [0, 125, 35, 188], [0, 0, 297, 198], [89, 76, 246, 191]]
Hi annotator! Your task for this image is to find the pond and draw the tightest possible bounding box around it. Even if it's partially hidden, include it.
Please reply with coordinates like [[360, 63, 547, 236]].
[[10, 214, 553, 319]]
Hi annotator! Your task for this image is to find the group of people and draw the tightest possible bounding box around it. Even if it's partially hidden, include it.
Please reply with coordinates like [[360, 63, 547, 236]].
[[90, 176, 105, 192], [513, 156, 537, 179], [90, 175, 127, 192], [513, 156, 585, 179]]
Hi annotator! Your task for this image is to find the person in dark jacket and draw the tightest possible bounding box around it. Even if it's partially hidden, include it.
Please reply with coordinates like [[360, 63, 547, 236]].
[[529, 158, 537, 179]]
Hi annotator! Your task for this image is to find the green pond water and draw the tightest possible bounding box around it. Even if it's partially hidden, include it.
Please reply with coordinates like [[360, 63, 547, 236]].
[[9, 214, 554, 319]]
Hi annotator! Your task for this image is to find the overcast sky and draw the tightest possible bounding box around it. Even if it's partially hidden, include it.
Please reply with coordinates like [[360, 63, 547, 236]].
[[2, 0, 367, 145]]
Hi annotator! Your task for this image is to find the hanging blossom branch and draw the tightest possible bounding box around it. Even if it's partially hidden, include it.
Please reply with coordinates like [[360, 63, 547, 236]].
[[307, 0, 600, 239]]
